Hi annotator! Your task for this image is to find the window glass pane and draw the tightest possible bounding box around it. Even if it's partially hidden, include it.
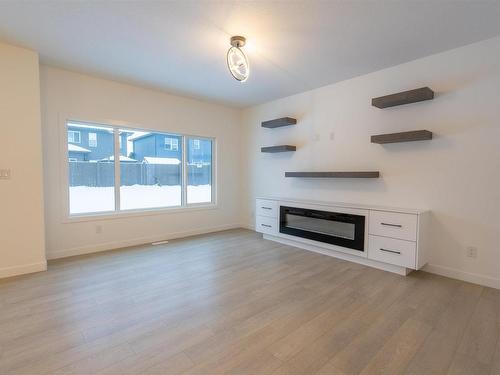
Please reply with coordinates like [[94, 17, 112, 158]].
[[164, 137, 179, 151], [187, 137, 212, 204], [88, 132, 97, 147], [120, 129, 182, 210], [67, 122, 115, 214]]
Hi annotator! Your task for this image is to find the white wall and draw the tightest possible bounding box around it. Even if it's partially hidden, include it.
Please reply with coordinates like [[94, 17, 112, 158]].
[[0, 43, 46, 277], [40, 66, 242, 259], [241, 36, 500, 289]]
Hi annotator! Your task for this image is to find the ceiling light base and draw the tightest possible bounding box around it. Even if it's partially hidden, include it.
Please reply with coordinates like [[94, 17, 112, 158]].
[[230, 36, 246, 48]]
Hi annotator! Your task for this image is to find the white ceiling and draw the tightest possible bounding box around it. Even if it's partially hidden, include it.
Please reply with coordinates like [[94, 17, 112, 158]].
[[1, 1, 500, 107]]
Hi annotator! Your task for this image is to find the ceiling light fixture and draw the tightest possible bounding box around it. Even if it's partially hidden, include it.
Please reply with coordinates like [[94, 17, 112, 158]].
[[227, 36, 249, 82]]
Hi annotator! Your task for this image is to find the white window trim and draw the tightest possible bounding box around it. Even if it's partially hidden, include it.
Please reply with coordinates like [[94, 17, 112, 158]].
[[60, 117, 217, 223]]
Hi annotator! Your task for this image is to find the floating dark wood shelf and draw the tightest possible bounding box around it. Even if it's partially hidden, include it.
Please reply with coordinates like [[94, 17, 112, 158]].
[[285, 171, 380, 178], [261, 117, 297, 128], [372, 87, 434, 109], [261, 145, 296, 153], [371, 130, 433, 144]]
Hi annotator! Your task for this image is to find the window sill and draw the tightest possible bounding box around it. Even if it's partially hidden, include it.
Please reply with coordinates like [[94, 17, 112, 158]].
[[62, 203, 218, 223]]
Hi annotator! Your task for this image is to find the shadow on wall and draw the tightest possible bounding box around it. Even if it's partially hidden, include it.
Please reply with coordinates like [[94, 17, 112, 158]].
[[374, 133, 455, 154], [286, 176, 388, 194]]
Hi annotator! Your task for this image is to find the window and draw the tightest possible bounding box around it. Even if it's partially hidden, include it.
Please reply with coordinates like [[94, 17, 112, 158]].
[[89, 132, 97, 147], [68, 130, 81, 143], [120, 129, 182, 210], [187, 137, 213, 204], [66, 121, 214, 216], [164, 137, 179, 151], [67, 123, 115, 215]]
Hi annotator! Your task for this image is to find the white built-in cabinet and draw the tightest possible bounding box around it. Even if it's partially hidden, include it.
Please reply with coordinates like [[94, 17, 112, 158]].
[[255, 197, 429, 276]]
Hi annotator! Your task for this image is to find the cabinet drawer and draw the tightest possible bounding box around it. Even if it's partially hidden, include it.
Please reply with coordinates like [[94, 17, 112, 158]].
[[368, 235, 416, 268], [369, 211, 417, 241], [256, 199, 278, 218], [256, 215, 278, 235]]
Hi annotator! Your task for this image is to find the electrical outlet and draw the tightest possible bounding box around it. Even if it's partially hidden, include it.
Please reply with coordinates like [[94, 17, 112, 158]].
[[329, 131, 335, 140], [95, 225, 102, 234], [312, 133, 320, 142], [466, 246, 478, 259], [0, 169, 11, 179]]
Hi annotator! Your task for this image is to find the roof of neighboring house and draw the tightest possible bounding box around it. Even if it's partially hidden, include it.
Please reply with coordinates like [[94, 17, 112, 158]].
[[99, 155, 137, 162], [68, 144, 91, 153], [143, 157, 180, 165], [68, 124, 113, 133], [128, 132, 152, 142]]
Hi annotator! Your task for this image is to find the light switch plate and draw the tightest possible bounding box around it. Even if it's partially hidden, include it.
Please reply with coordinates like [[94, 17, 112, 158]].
[[0, 169, 11, 179]]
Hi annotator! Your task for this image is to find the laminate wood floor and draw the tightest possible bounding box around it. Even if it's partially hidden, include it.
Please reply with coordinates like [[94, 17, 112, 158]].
[[0, 229, 499, 375]]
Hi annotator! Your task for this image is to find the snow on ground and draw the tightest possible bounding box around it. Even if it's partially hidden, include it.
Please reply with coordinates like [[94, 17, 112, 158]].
[[69, 185, 212, 214]]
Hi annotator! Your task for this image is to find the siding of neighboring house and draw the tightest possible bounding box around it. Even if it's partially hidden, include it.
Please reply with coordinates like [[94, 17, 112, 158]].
[[67, 125, 129, 161], [132, 134, 182, 162], [132, 134, 212, 164], [68, 151, 87, 161], [187, 138, 212, 165]]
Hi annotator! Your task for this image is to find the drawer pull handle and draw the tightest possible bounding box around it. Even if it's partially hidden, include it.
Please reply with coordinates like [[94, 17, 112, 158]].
[[381, 222, 402, 228], [261, 224, 272, 228], [380, 248, 401, 255], [261, 207, 272, 210]]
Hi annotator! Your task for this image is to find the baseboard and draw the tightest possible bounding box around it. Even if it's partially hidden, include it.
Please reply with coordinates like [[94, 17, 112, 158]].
[[258, 227, 500, 289], [263, 233, 410, 276], [0, 261, 47, 279], [241, 222, 255, 231], [47, 223, 241, 260], [423, 263, 500, 290]]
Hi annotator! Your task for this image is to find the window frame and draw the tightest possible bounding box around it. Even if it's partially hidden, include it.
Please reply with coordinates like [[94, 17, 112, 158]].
[[61, 118, 216, 222], [68, 130, 81, 144], [164, 137, 179, 151]]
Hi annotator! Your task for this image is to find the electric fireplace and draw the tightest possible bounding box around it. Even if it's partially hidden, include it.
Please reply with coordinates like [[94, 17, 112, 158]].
[[279, 206, 366, 251]]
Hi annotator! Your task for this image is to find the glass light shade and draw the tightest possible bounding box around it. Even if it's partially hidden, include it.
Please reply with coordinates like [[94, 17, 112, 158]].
[[227, 46, 249, 82]]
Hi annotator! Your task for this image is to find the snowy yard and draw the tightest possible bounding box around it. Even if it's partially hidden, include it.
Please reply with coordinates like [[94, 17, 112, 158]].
[[69, 184, 212, 214]]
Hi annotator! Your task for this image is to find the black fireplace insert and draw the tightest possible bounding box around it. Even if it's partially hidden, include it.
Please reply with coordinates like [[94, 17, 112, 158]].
[[279, 206, 365, 251]]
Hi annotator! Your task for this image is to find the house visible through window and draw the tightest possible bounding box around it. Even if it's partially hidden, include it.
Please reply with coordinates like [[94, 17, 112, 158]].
[[68, 130, 81, 143], [187, 137, 213, 204], [66, 121, 214, 216], [67, 123, 114, 214], [89, 132, 97, 147], [164, 137, 179, 151]]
